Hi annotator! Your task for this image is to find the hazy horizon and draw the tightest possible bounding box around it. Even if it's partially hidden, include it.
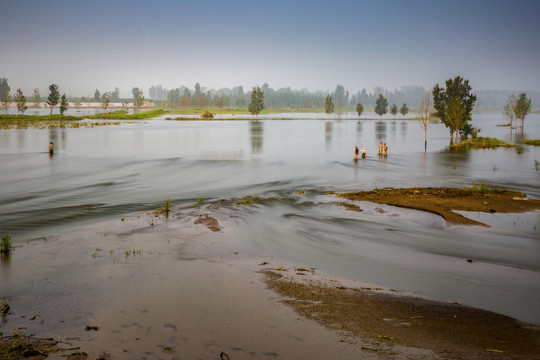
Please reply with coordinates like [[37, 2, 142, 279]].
[[2, 0, 540, 98]]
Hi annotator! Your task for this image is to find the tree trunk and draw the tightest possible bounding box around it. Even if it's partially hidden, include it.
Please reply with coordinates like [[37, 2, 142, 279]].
[[49, 106, 53, 121]]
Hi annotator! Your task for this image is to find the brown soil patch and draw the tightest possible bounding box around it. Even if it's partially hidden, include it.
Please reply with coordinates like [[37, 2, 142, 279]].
[[264, 271, 540, 359], [0, 333, 84, 359], [194, 215, 221, 232], [338, 187, 540, 226]]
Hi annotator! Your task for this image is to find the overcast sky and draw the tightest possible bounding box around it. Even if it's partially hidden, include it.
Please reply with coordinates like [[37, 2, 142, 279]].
[[2, 0, 539, 97]]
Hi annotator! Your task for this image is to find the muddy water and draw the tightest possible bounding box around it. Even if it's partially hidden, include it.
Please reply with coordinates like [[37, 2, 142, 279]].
[[1, 113, 540, 330]]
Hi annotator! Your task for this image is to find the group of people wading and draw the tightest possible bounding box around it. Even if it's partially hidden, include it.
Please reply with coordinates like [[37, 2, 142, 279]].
[[354, 141, 388, 160]]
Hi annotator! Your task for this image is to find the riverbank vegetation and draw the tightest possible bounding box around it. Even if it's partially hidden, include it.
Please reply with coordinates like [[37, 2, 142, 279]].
[[449, 137, 515, 150], [521, 139, 540, 146]]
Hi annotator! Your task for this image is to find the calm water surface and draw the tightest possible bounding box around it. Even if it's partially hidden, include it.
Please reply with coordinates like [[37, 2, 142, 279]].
[[1, 112, 539, 324]]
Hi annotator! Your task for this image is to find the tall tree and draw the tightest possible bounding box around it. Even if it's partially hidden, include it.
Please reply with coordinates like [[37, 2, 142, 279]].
[[432, 76, 477, 141], [399, 103, 409, 116], [325, 95, 334, 120], [356, 103, 364, 118], [248, 86, 265, 120], [390, 104, 398, 118], [333, 84, 346, 118], [418, 93, 431, 151], [59, 94, 69, 117], [14, 88, 28, 114], [46, 84, 60, 121], [101, 91, 111, 117], [514, 93, 531, 130], [94, 89, 101, 102], [0, 78, 10, 114], [111, 87, 120, 102], [503, 94, 517, 129], [132, 87, 140, 108], [136, 89, 145, 108], [32, 88, 41, 107], [374, 94, 388, 117], [445, 97, 467, 143]]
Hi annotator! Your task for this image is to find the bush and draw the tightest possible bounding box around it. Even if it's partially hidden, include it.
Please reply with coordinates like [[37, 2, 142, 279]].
[[1, 234, 12, 255], [201, 110, 214, 118]]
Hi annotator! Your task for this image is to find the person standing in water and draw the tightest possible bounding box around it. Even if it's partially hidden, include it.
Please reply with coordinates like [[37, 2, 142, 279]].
[[49, 142, 54, 155], [384, 143, 388, 156], [361, 147, 366, 158], [378, 142, 383, 156], [354, 146, 359, 159]]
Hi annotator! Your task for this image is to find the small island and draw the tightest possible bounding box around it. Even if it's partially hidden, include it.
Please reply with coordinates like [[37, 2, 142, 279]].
[[338, 186, 540, 226]]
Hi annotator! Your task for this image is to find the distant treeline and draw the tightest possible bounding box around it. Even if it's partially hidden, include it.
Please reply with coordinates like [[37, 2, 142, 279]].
[[148, 83, 540, 110]]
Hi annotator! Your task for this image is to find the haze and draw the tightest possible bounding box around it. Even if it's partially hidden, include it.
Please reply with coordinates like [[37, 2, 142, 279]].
[[2, 0, 540, 97]]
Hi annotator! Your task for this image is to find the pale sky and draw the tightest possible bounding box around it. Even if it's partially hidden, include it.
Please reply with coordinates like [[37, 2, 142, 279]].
[[2, 0, 539, 97]]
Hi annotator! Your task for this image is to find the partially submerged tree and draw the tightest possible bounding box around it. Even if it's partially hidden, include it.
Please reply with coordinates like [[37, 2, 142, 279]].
[[432, 76, 477, 142], [503, 94, 517, 128], [514, 93, 531, 130], [399, 103, 409, 116], [59, 94, 69, 117], [32, 88, 41, 107], [374, 94, 388, 117], [14, 88, 28, 114], [445, 97, 467, 144], [325, 95, 334, 120], [102, 92, 111, 117], [356, 103, 364, 118], [390, 104, 398, 118], [418, 93, 431, 151], [248, 86, 265, 120], [46, 84, 60, 121]]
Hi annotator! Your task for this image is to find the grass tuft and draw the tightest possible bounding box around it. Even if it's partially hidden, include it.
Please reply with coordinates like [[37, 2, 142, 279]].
[[1, 234, 13, 255]]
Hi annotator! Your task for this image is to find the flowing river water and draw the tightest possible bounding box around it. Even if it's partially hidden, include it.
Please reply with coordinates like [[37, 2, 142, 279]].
[[1, 112, 540, 328]]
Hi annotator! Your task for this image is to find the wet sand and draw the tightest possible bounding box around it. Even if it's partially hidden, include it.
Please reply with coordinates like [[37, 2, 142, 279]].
[[2, 200, 540, 359], [337, 187, 540, 226]]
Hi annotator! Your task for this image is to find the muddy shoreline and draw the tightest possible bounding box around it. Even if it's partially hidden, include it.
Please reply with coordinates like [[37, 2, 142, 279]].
[[2, 188, 540, 359], [337, 187, 540, 226]]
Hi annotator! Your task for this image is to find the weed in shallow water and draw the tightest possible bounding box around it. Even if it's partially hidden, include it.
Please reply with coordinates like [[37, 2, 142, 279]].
[[1, 234, 12, 255]]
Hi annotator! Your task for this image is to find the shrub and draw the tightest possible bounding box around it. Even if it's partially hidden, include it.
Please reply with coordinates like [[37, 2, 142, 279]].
[[1, 234, 12, 255], [201, 110, 214, 119]]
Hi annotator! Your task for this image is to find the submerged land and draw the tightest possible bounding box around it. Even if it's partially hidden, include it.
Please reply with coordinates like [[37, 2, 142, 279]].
[[2, 186, 540, 359], [337, 186, 540, 227]]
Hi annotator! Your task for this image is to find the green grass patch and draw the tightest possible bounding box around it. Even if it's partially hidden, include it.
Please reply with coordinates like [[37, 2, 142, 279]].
[[450, 137, 515, 150], [522, 139, 540, 146], [85, 109, 168, 120], [471, 183, 496, 194]]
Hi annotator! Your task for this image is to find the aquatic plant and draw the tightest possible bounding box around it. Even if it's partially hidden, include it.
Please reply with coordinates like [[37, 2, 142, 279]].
[[194, 194, 202, 209], [535, 160, 539, 171], [471, 182, 494, 194], [162, 196, 170, 215], [1, 234, 12, 255], [450, 137, 515, 150], [125, 248, 143, 256]]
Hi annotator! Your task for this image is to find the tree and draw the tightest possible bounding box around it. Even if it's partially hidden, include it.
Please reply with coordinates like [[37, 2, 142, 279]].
[[374, 94, 388, 117], [101, 91, 111, 116], [390, 104, 398, 118], [432, 76, 477, 142], [445, 97, 468, 144], [418, 93, 431, 151], [0, 78, 10, 114], [46, 84, 60, 121], [136, 89, 144, 108], [132, 87, 140, 108], [59, 94, 69, 117], [333, 84, 346, 118], [94, 89, 101, 102], [399, 103, 409, 116], [248, 86, 265, 120], [111, 87, 120, 102], [32, 88, 41, 107], [356, 103, 364, 118], [325, 95, 334, 120], [14, 88, 28, 114], [514, 93, 531, 130], [503, 94, 517, 129]]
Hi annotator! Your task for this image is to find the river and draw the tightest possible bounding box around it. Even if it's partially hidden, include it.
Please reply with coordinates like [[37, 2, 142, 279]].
[[1, 112, 539, 325]]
